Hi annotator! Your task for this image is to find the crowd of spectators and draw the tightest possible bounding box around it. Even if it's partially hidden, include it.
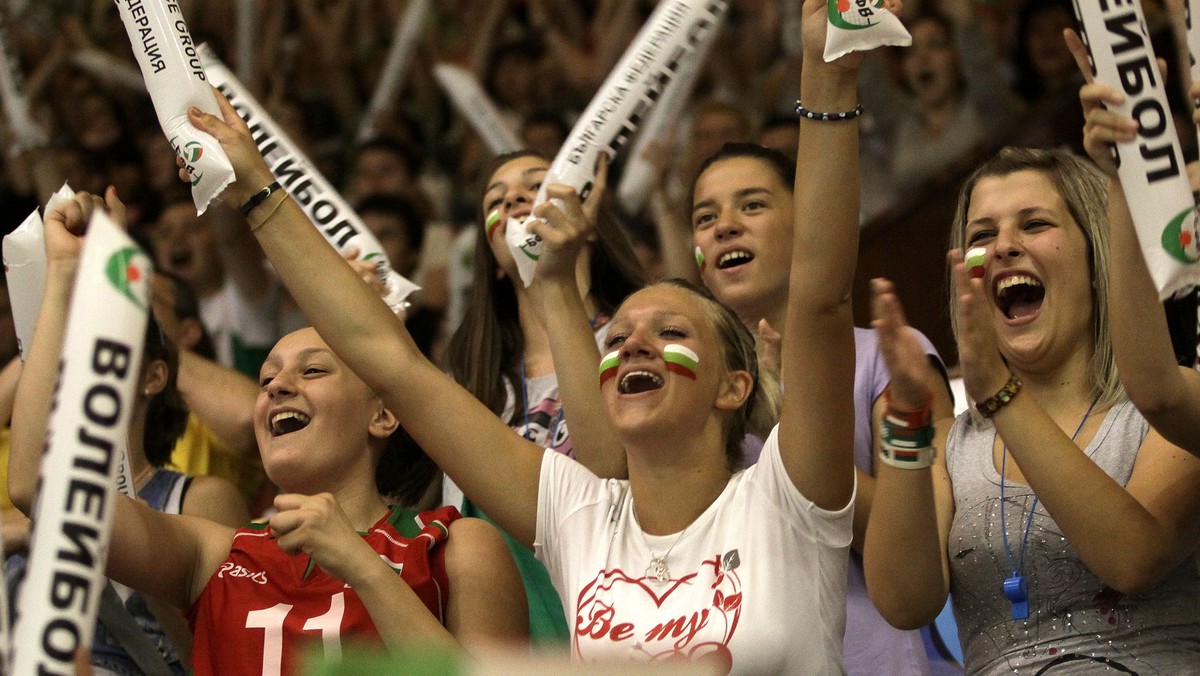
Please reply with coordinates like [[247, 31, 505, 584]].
[[0, 0, 1195, 375]]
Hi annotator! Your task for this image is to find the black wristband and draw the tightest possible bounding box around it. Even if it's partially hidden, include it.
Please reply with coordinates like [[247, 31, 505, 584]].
[[794, 101, 864, 122], [239, 181, 282, 217]]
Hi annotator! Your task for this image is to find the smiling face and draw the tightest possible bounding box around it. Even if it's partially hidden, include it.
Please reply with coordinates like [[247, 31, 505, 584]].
[[691, 156, 794, 327], [255, 328, 391, 493], [962, 169, 1095, 368], [480, 154, 549, 279], [601, 284, 753, 465]]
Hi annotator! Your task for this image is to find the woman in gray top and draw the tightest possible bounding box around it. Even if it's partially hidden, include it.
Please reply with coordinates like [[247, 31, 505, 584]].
[[862, 144, 1200, 675]]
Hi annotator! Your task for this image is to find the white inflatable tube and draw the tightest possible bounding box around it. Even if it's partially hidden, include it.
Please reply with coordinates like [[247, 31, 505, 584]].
[[616, 2, 729, 213], [3, 210, 45, 361], [199, 44, 420, 311], [507, 0, 729, 287], [3, 183, 74, 362], [357, 0, 431, 143], [10, 212, 151, 675], [433, 63, 523, 156], [1075, 0, 1200, 297], [113, 0, 234, 214]]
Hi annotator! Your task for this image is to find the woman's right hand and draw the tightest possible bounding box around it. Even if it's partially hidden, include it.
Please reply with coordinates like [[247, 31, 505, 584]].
[[528, 153, 609, 283], [528, 184, 590, 282], [180, 87, 277, 208], [870, 278, 932, 410]]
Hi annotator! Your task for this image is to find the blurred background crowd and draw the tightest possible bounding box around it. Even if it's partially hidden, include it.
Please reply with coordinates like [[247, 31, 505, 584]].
[[0, 0, 1196, 382]]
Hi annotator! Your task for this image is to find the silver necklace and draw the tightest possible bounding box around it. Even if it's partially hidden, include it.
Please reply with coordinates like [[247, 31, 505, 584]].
[[635, 509, 689, 582]]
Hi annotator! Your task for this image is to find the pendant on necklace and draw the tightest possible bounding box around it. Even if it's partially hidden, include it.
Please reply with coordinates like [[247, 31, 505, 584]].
[[647, 556, 670, 582], [1003, 574, 1029, 620]]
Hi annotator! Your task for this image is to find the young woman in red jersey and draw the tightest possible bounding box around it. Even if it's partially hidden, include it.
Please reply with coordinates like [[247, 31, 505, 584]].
[[9, 192, 527, 676]]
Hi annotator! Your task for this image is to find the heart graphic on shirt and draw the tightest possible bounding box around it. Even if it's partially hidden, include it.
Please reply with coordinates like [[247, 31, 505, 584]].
[[572, 554, 742, 672]]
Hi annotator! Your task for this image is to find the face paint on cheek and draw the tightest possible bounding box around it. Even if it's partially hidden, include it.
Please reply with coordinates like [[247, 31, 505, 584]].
[[598, 351, 620, 387], [695, 246, 706, 272], [485, 210, 502, 240], [663, 344, 699, 380], [966, 246, 987, 279]]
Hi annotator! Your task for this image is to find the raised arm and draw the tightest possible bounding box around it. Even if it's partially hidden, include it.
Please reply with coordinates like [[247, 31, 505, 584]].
[[186, 92, 545, 547], [863, 280, 956, 628], [776, 0, 863, 511], [1070, 30, 1200, 455], [856, 346, 954, 551], [528, 164, 629, 479], [9, 192, 96, 512], [6, 190, 233, 609], [177, 349, 260, 458]]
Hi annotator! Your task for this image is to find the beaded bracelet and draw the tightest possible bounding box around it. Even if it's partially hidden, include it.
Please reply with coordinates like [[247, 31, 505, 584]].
[[239, 181, 282, 217], [975, 374, 1022, 418], [794, 100, 864, 121]]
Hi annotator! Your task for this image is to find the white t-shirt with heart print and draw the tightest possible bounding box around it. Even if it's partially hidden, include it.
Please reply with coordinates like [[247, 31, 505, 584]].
[[536, 425, 854, 674]]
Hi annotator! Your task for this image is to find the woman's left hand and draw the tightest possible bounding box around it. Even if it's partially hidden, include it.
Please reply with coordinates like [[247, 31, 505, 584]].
[[268, 493, 381, 587], [871, 278, 934, 410], [948, 249, 1011, 403]]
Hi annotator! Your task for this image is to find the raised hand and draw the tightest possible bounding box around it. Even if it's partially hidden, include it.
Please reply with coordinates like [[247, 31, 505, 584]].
[[1065, 29, 1136, 177], [947, 249, 1010, 404], [870, 278, 933, 410], [181, 87, 277, 207], [528, 153, 609, 282], [755, 318, 782, 386], [43, 187, 127, 267]]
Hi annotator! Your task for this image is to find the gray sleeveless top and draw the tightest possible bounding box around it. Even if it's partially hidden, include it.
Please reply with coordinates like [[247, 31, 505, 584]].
[[946, 399, 1200, 675]]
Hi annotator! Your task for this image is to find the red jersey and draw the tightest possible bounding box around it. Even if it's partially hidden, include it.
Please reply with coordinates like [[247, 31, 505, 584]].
[[188, 505, 459, 675]]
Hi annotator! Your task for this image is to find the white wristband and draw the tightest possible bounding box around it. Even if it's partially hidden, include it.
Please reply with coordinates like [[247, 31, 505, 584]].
[[879, 443, 936, 470]]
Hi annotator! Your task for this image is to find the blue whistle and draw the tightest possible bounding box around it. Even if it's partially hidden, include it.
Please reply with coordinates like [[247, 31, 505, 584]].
[[1003, 575, 1029, 620]]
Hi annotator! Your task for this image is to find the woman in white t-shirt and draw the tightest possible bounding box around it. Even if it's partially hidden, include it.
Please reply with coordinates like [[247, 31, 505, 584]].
[[188, 1, 870, 670]]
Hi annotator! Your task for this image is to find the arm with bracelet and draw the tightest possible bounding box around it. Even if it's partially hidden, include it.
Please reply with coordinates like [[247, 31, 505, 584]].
[[863, 279, 956, 630]]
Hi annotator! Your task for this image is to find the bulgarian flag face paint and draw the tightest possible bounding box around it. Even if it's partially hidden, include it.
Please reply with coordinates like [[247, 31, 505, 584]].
[[663, 344, 699, 380], [965, 246, 987, 280], [485, 209, 502, 241], [599, 350, 620, 387], [695, 246, 706, 273]]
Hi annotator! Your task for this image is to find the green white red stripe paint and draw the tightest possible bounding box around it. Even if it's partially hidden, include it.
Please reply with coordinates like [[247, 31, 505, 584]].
[[663, 344, 699, 380], [598, 351, 620, 387], [695, 246, 706, 272], [965, 246, 986, 279], [485, 210, 502, 240]]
